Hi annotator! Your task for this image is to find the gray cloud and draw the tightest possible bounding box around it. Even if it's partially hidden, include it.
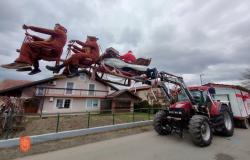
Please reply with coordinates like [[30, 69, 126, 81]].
[[119, 27, 142, 47], [0, 0, 250, 86]]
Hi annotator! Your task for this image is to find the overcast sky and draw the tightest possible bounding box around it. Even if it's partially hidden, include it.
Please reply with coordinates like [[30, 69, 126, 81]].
[[0, 0, 249, 85]]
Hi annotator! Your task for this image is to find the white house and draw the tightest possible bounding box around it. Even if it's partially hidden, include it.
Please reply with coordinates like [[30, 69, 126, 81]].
[[0, 71, 119, 114], [37, 72, 119, 113]]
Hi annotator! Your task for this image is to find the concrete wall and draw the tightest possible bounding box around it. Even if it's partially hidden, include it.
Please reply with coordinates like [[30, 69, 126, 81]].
[[0, 120, 152, 148]]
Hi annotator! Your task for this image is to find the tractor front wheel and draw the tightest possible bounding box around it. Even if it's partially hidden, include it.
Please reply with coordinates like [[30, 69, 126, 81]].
[[189, 115, 212, 147], [153, 110, 172, 135]]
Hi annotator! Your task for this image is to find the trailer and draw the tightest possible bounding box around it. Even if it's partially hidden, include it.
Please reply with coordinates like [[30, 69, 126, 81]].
[[204, 83, 250, 128]]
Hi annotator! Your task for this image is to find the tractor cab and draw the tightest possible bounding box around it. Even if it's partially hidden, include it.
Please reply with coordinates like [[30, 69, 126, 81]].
[[175, 86, 215, 106], [171, 86, 219, 118], [188, 86, 216, 106]]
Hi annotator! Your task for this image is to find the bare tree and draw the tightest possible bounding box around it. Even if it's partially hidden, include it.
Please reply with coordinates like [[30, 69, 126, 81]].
[[242, 68, 250, 89]]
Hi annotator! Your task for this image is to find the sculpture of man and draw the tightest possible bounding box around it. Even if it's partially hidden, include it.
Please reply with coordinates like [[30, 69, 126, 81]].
[[120, 50, 136, 63], [46, 36, 99, 76], [1, 24, 67, 75]]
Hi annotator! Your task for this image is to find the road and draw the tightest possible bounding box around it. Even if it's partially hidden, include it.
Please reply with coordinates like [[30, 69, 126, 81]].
[[15, 129, 250, 160]]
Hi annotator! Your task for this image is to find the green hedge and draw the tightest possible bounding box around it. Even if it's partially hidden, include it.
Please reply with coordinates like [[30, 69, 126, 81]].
[[134, 100, 163, 113]]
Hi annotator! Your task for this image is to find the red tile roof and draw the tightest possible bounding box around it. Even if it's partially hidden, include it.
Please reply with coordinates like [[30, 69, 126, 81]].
[[0, 79, 32, 91], [0, 70, 118, 95]]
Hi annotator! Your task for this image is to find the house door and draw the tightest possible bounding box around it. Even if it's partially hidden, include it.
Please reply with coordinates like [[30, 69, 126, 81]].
[[23, 98, 40, 113], [115, 101, 131, 112]]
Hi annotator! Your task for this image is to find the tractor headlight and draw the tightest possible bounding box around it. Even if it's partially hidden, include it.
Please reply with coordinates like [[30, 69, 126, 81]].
[[169, 110, 182, 115]]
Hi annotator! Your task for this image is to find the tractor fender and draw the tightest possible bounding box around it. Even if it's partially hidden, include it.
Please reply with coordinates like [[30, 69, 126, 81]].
[[210, 102, 230, 116], [210, 101, 221, 116], [210, 102, 232, 116], [220, 103, 232, 112]]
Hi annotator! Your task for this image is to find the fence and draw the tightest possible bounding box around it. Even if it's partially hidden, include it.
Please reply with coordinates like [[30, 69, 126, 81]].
[[0, 108, 162, 140]]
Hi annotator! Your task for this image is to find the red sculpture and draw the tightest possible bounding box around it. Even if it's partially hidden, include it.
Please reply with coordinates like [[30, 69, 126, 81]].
[[1, 24, 67, 75], [0, 24, 156, 82], [46, 36, 100, 76], [120, 51, 136, 63]]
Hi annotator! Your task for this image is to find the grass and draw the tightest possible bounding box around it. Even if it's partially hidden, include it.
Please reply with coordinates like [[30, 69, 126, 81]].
[[0, 112, 154, 139]]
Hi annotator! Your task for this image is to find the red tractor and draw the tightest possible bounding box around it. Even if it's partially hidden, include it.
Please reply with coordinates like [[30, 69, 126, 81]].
[[152, 72, 234, 147]]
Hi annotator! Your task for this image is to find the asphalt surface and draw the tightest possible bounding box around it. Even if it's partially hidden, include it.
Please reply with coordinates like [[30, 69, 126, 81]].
[[15, 128, 250, 160]]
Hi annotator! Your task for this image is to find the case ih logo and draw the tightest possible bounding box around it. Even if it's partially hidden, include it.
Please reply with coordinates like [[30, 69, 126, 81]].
[[235, 94, 250, 101]]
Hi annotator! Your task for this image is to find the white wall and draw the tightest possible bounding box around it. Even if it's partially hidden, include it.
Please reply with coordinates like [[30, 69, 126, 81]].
[[45, 74, 109, 97], [42, 97, 101, 113]]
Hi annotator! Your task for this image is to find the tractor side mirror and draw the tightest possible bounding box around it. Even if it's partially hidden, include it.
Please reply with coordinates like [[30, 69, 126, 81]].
[[208, 87, 216, 99], [208, 87, 216, 94]]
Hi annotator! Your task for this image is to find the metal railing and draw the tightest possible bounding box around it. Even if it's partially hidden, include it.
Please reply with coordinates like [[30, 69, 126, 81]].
[[0, 108, 162, 139], [35, 87, 109, 97]]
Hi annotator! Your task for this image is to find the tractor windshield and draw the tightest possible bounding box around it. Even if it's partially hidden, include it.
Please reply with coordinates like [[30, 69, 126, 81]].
[[177, 89, 205, 103], [177, 89, 189, 101], [191, 89, 217, 107]]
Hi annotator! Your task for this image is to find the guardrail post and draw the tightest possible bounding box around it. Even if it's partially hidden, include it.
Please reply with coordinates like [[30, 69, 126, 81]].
[[5, 115, 10, 139], [112, 113, 115, 125], [132, 110, 135, 122], [5, 112, 15, 139], [56, 113, 60, 133], [87, 112, 90, 128], [5, 128, 9, 139], [148, 108, 151, 120]]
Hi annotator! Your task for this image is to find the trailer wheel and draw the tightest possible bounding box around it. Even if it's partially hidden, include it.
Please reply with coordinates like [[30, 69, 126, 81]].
[[189, 115, 212, 147], [153, 110, 172, 135], [215, 105, 234, 136], [241, 118, 250, 129]]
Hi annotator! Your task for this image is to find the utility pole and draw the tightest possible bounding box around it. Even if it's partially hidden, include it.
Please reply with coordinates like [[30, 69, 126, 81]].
[[200, 74, 204, 85]]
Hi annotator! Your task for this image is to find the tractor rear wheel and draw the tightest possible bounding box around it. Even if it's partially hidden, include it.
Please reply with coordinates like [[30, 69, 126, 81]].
[[215, 105, 234, 136], [189, 115, 212, 147], [153, 110, 172, 135], [241, 118, 250, 129]]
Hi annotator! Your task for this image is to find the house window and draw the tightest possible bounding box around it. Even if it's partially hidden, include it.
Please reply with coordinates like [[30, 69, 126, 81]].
[[92, 99, 98, 107], [64, 99, 71, 108], [65, 82, 74, 94], [36, 87, 45, 96], [56, 99, 71, 109], [86, 99, 99, 108], [48, 81, 56, 86], [88, 84, 95, 96], [87, 99, 92, 108], [79, 73, 85, 80], [56, 99, 64, 108]]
